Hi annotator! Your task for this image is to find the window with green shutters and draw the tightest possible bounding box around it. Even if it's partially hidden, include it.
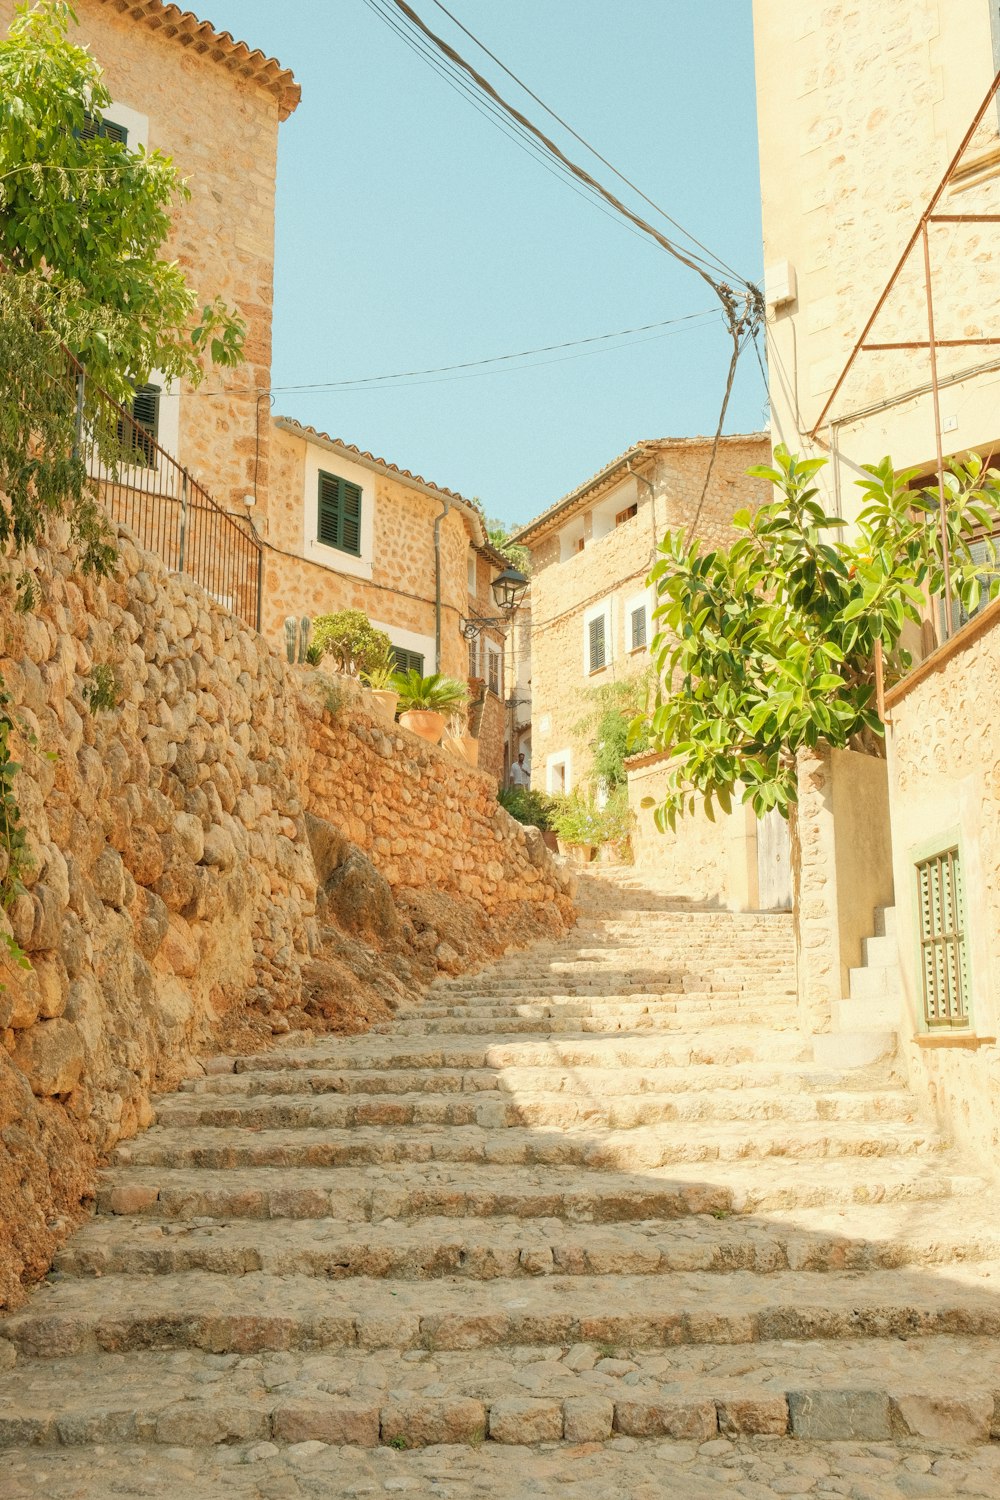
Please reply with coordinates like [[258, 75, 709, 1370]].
[[588, 614, 607, 673], [117, 382, 160, 466], [392, 647, 425, 675], [318, 471, 363, 556], [78, 114, 129, 146], [630, 605, 647, 651], [916, 845, 970, 1029]]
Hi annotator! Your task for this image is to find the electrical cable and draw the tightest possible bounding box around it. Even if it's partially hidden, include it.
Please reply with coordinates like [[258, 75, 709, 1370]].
[[426, 0, 748, 286]]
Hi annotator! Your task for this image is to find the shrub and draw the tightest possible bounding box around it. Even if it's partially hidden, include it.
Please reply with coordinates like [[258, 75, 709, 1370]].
[[550, 788, 634, 851], [498, 785, 556, 830], [310, 611, 393, 677]]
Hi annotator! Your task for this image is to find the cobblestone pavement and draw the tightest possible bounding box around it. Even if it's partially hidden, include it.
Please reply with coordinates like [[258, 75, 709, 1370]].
[[4, 1435, 1000, 1499], [3, 871, 1000, 1494]]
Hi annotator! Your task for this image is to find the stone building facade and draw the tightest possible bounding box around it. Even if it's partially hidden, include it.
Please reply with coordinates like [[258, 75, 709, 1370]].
[[0, 0, 299, 519], [511, 435, 770, 796], [753, 0, 1000, 529], [265, 419, 509, 779]]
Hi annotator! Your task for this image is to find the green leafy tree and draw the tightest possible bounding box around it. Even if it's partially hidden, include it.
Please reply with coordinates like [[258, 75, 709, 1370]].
[[573, 673, 653, 795], [0, 0, 245, 410], [646, 446, 1000, 827], [486, 518, 531, 574]]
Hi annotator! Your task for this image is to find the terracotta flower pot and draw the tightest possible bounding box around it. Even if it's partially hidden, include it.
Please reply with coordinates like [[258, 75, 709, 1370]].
[[557, 840, 596, 865], [371, 689, 398, 723], [541, 829, 559, 852], [399, 708, 446, 745]]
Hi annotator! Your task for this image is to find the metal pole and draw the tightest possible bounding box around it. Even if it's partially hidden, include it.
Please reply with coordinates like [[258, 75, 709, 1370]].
[[921, 222, 953, 643], [178, 471, 189, 574], [73, 367, 85, 458]]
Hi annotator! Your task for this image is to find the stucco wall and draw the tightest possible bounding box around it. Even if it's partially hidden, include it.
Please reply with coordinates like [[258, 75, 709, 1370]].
[[0, 0, 287, 519], [753, 0, 1000, 523], [885, 602, 1000, 1171], [794, 746, 893, 1035], [526, 437, 770, 795], [626, 755, 758, 911]]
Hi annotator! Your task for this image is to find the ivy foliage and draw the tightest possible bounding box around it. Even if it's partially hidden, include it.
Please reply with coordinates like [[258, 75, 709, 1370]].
[[646, 446, 1000, 827], [0, 0, 245, 410], [573, 673, 652, 794]]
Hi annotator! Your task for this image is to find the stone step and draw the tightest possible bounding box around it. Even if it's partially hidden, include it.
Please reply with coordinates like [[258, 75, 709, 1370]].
[[225, 1030, 817, 1072], [92, 1155, 986, 1224], [875, 905, 898, 938], [6, 1263, 1000, 1362], [862, 933, 898, 968], [52, 1200, 1000, 1282], [3, 1335, 1000, 1451], [849, 965, 901, 1003], [411, 995, 797, 1017], [154, 1085, 917, 1132], [373, 1012, 800, 1036], [832, 995, 901, 1032], [111, 1118, 942, 1173], [181, 1059, 896, 1099]]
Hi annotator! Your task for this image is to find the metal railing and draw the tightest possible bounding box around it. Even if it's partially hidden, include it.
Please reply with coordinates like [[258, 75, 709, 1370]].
[[69, 356, 263, 630]]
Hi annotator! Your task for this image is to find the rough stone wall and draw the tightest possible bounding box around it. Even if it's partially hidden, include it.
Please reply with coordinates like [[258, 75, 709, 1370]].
[[0, 522, 573, 1310], [753, 0, 1000, 517], [527, 437, 770, 793], [0, 520, 315, 1310], [299, 674, 572, 924], [794, 748, 846, 1036], [885, 604, 1000, 1171], [0, 0, 284, 517]]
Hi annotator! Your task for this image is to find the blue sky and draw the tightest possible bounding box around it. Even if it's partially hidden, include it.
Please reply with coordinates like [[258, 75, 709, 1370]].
[[204, 1, 765, 526]]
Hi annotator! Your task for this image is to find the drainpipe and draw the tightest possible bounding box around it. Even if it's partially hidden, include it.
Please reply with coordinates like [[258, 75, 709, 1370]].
[[433, 497, 451, 672]]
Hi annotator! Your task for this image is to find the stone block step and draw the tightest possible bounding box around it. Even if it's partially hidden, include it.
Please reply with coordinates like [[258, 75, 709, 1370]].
[[92, 1154, 986, 1225], [154, 1085, 917, 1132], [53, 1200, 1000, 1282], [374, 1011, 799, 1036], [3, 1336, 1000, 1450], [862, 933, 898, 968], [875, 905, 898, 938], [181, 1059, 896, 1099], [6, 1263, 1000, 1362], [111, 1117, 942, 1173], [849, 965, 901, 1003], [831, 995, 900, 1032], [224, 1031, 816, 1073]]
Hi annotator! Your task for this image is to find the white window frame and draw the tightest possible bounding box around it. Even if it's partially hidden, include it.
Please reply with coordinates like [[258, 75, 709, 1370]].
[[546, 749, 572, 796], [303, 445, 375, 581], [583, 599, 613, 677]]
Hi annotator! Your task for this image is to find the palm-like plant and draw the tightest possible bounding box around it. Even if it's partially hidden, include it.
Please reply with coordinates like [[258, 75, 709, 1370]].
[[392, 670, 468, 716]]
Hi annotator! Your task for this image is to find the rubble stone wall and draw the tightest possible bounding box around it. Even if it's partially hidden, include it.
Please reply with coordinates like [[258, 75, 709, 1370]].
[[0, 523, 573, 1311]]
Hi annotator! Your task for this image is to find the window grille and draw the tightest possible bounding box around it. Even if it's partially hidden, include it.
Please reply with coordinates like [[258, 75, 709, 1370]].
[[588, 615, 606, 672], [916, 846, 970, 1028]]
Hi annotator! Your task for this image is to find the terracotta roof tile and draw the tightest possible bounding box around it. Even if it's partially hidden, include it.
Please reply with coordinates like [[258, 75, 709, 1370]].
[[95, 0, 301, 118]]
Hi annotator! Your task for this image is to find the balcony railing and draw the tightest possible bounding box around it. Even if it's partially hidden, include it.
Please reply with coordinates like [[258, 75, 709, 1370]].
[[68, 356, 263, 630]]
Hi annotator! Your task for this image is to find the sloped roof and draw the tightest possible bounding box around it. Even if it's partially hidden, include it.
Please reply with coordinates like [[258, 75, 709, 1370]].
[[511, 432, 770, 545], [95, 0, 301, 118], [273, 417, 508, 564]]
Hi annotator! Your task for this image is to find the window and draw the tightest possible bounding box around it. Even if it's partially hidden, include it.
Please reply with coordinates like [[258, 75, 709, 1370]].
[[318, 471, 362, 556], [392, 647, 424, 675], [949, 537, 1000, 632], [588, 615, 607, 673], [117, 382, 159, 466], [576, 537, 586, 553], [487, 641, 502, 696], [468, 638, 478, 678], [615, 503, 638, 526], [630, 605, 647, 651], [78, 113, 129, 146], [916, 846, 970, 1028]]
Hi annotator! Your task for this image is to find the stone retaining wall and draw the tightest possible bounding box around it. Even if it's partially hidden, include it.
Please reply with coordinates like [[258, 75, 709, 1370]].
[[0, 522, 573, 1310]]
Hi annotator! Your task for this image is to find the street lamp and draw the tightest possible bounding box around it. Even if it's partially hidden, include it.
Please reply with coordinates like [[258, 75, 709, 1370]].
[[460, 565, 529, 640]]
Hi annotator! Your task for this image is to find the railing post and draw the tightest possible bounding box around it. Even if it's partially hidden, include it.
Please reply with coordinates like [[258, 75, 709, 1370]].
[[178, 471, 189, 573], [73, 367, 86, 459], [256, 545, 263, 635]]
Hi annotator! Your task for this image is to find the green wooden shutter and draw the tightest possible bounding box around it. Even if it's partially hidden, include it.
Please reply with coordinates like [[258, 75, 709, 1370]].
[[630, 606, 647, 649], [79, 114, 129, 146], [392, 647, 424, 675], [317, 471, 363, 556], [589, 615, 606, 671]]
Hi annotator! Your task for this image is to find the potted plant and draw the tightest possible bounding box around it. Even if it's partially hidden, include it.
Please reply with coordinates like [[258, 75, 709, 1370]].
[[393, 670, 468, 746], [360, 643, 401, 723], [443, 709, 479, 767], [550, 792, 604, 864]]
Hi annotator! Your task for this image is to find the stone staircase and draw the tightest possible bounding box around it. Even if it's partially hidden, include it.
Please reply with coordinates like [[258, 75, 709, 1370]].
[[3, 868, 1000, 1492], [816, 904, 902, 1070]]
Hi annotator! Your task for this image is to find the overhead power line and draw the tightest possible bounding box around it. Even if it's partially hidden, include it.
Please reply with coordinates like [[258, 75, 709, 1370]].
[[426, 0, 747, 286], [185, 308, 720, 398]]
